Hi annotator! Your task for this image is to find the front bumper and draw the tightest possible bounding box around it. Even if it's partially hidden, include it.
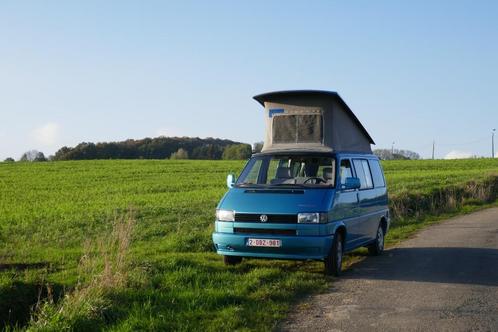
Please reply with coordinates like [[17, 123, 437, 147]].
[[212, 231, 334, 260]]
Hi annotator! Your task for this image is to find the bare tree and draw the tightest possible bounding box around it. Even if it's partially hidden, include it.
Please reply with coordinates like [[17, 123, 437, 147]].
[[374, 149, 420, 160], [252, 142, 264, 153], [20, 150, 47, 162], [170, 148, 189, 160]]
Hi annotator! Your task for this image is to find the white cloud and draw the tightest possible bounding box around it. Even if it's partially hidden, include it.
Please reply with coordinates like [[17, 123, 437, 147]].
[[32, 122, 59, 146], [444, 150, 473, 159]]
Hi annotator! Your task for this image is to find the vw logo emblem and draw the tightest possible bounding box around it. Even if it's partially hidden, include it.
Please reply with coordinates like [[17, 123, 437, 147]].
[[260, 214, 268, 222]]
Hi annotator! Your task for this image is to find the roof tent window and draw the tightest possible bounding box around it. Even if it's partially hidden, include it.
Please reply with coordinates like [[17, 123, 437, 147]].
[[298, 114, 323, 143], [273, 115, 297, 143], [272, 114, 323, 144]]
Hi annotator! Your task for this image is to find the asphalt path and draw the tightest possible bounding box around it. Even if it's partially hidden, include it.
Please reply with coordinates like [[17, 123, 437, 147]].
[[280, 207, 498, 332]]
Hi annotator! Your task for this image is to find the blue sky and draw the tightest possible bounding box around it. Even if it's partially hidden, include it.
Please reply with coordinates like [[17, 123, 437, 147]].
[[1, 1, 497, 160]]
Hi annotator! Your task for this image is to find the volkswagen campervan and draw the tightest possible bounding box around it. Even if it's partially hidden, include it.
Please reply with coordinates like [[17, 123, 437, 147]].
[[212, 91, 389, 276]]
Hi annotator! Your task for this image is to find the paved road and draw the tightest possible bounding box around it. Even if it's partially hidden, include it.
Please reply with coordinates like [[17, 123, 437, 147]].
[[280, 207, 498, 332]]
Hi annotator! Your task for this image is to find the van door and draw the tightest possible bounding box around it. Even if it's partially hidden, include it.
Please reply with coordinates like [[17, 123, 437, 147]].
[[331, 158, 361, 250], [352, 159, 378, 244], [367, 158, 389, 233]]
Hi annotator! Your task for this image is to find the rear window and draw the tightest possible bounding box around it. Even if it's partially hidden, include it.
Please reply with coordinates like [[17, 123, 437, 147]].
[[272, 114, 323, 144], [368, 159, 386, 187]]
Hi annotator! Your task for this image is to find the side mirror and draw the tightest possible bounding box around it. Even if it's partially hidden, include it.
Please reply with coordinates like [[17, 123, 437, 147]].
[[342, 177, 361, 190], [226, 173, 236, 188]]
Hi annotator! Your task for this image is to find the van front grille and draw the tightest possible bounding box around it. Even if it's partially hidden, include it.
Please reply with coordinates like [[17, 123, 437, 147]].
[[234, 213, 298, 223], [234, 228, 296, 236]]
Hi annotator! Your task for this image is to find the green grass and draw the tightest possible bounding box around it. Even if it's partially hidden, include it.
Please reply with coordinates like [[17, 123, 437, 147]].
[[0, 158, 497, 331], [382, 158, 498, 194]]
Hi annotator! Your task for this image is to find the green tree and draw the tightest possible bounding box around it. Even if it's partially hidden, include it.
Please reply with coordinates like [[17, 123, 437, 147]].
[[3, 157, 14, 162], [34, 152, 47, 162], [192, 144, 224, 160], [222, 144, 252, 160]]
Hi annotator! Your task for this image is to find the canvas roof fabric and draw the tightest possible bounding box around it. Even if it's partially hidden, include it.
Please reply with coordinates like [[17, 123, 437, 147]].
[[253, 90, 374, 153]]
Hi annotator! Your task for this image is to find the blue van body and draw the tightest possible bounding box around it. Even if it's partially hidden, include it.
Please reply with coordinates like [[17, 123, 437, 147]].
[[212, 152, 389, 263]]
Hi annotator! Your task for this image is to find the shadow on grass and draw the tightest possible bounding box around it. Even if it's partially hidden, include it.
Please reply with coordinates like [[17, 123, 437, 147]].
[[0, 281, 64, 329], [0, 262, 52, 272]]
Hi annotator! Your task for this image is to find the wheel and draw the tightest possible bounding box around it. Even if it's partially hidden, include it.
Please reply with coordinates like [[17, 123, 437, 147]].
[[223, 255, 242, 265], [324, 232, 343, 276], [368, 223, 385, 256]]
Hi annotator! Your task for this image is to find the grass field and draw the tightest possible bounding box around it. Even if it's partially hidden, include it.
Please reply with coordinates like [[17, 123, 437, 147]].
[[1, 158, 497, 331]]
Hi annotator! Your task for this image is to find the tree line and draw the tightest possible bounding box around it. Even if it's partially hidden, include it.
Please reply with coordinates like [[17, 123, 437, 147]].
[[3, 137, 258, 162], [2, 150, 48, 162], [3, 140, 421, 162], [373, 149, 420, 160], [50, 137, 253, 161]]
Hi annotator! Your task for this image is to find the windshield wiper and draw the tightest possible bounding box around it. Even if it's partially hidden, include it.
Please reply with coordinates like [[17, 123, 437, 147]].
[[269, 183, 307, 188], [235, 183, 263, 188]]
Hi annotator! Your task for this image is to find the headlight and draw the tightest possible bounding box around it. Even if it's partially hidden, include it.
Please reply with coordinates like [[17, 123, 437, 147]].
[[216, 209, 235, 222], [297, 212, 328, 224]]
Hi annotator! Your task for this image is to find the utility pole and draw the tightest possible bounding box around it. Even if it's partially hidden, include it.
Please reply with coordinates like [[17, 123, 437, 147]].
[[391, 141, 395, 157], [432, 140, 435, 160], [493, 129, 496, 158]]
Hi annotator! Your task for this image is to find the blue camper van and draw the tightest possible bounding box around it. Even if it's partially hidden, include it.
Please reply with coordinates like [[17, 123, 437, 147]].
[[212, 90, 389, 276]]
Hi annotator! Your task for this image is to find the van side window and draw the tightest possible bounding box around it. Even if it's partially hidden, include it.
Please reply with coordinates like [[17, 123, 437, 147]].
[[368, 159, 385, 187], [353, 159, 373, 189], [340, 159, 353, 186]]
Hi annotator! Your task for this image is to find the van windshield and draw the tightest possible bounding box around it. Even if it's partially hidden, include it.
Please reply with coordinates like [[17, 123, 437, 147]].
[[236, 155, 335, 188]]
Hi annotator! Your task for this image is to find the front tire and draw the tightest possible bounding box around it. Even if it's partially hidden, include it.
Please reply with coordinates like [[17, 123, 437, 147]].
[[368, 223, 385, 256], [324, 232, 343, 276], [223, 255, 242, 265]]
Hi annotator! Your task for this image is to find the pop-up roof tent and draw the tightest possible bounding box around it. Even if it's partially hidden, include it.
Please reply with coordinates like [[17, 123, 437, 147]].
[[253, 90, 374, 153]]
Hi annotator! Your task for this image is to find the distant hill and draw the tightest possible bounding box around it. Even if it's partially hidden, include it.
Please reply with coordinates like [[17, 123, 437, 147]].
[[53, 136, 251, 160]]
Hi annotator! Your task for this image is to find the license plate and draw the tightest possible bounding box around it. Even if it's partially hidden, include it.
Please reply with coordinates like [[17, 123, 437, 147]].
[[247, 238, 281, 247]]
